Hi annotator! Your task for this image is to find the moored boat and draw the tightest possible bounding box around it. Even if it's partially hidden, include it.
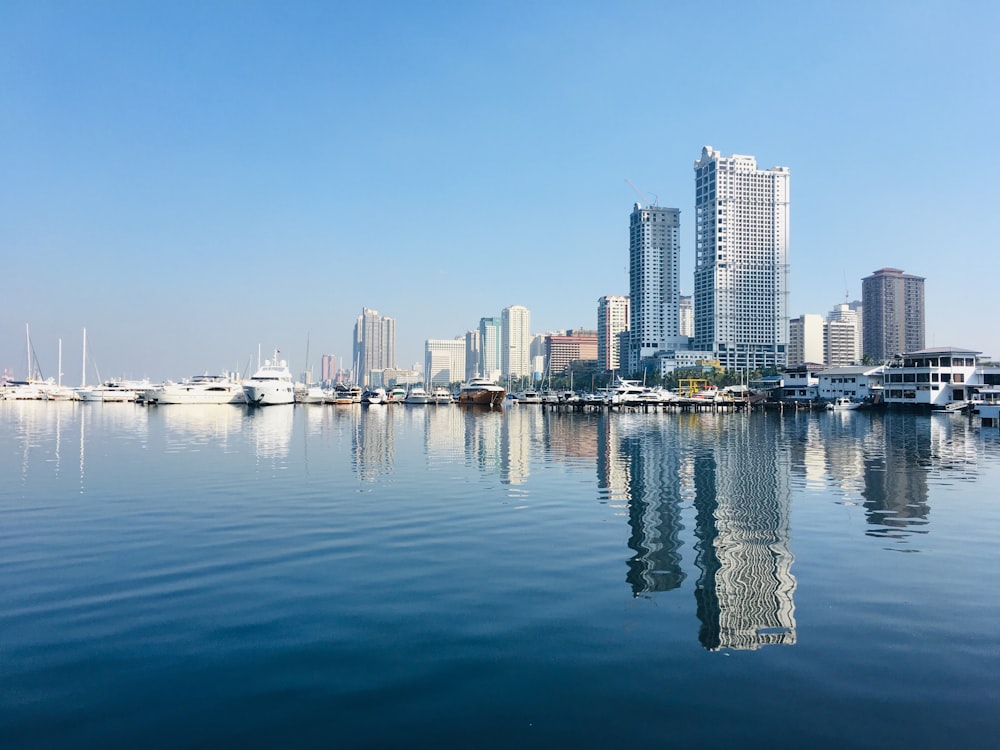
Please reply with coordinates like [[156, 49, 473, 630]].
[[404, 386, 433, 404], [243, 352, 295, 406], [147, 374, 247, 405], [458, 377, 506, 407], [825, 397, 860, 411]]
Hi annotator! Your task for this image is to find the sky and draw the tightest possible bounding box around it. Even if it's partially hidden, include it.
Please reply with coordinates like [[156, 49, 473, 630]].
[[3, 0, 999, 382]]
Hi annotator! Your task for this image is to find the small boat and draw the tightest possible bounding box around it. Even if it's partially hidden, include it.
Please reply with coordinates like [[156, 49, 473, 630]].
[[404, 386, 434, 404], [458, 377, 506, 407], [76, 379, 147, 403], [431, 387, 454, 404], [386, 386, 407, 404], [296, 385, 327, 404], [825, 397, 859, 411], [327, 385, 362, 405], [514, 389, 542, 404], [243, 351, 295, 406], [362, 387, 387, 405], [146, 374, 247, 405]]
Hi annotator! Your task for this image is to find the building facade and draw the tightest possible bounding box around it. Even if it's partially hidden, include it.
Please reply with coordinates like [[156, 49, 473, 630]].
[[861, 268, 925, 362], [354, 308, 395, 386], [628, 203, 683, 372], [425, 338, 467, 387], [826, 301, 862, 366], [679, 295, 693, 339], [693, 146, 790, 370], [478, 316, 502, 380], [597, 295, 630, 372], [546, 330, 598, 375], [501, 305, 531, 379], [788, 314, 825, 366]]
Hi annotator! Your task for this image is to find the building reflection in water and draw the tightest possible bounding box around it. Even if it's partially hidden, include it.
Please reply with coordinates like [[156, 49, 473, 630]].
[[690, 415, 796, 650], [245, 404, 294, 464], [353, 405, 394, 481], [598, 412, 797, 650]]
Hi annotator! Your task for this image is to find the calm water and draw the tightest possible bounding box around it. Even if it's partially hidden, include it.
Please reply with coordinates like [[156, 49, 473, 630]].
[[2, 401, 999, 749]]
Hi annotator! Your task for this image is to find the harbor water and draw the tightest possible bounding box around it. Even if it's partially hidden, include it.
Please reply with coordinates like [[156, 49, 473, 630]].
[[2, 401, 999, 748]]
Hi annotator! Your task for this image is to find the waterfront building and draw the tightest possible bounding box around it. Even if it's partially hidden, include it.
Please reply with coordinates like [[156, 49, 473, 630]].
[[425, 338, 466, 387], [628, 203, 683, 373], [546, 330, 598, 376], [597, 295, 630, 372], [501, 305, 531, 379], [354, 308, 395, 387], [779, 363, 824, 403], [882, 347, 988, 409], [816, 365, 885, 402], [788, 314, 825, 366], [693, 146, 790, 370], [478, 317, 502, 380], [862, 268, 925, 362]]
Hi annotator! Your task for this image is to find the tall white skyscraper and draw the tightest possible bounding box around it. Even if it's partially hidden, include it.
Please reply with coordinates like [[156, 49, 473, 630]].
[[501, 305, 531, 379], [597, 295, 630, 372], [425, 338, 466, 386], [628, 203, 682, 373], [694, 146, 790, 370]]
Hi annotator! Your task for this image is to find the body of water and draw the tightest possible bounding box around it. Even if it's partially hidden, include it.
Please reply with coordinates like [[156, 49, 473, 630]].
[[2, 401, 999, 748]]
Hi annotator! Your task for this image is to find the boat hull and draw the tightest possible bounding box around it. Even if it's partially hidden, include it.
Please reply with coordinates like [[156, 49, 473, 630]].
[[244, 384, 295, 406], [458, 389, 506, 407]]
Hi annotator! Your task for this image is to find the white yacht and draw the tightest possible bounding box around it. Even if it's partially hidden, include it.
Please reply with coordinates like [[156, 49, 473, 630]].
[[243, 352, 294, 406], [404, 386, 433, 404], [431, 387, 454, 404], [147, 374, 247, 405]]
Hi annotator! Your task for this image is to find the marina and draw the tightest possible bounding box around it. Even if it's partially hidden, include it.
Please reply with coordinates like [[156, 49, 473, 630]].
[[2, 401, 999, 748]]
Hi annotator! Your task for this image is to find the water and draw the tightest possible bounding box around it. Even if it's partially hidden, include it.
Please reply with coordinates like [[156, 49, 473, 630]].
[[2, 401, 999, 748]]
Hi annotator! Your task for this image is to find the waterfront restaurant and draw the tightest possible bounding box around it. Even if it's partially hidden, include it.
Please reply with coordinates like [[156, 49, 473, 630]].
[[882, 347, 990, 409]]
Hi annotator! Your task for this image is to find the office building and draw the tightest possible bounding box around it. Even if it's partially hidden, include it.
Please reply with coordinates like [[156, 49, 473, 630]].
[[827, 302, 862, 366], [597, 295, 630, 372], [425, 338, 466, 387], [354, 308, 395, 386], [546, 330, 598, 375], [478, 317, 502, 379], [464, 330, 480, 381], [788, 314, 824, 366], [629, 203, 683, 372], [679, 295, 693, 339], [501, 305, 531, 379], [693, 146, 790, 370], [862, 268, 925, 362]]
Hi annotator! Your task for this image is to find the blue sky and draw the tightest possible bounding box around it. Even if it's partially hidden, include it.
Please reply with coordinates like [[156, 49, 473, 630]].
[[3, 1, 998, 381]]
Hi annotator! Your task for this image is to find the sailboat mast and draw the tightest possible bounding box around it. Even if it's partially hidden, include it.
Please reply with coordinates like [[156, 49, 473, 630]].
[[81, 328, 87, 387]]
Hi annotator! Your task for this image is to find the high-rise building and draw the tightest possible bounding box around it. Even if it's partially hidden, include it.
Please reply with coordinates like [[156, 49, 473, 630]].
[[464, 330, 480, 381], [679, 295, 693, 339], [861, 268, 925, 362], [321, 354, 336, 384], [628, 203, 683, 373], [788, 314, 825, 366], [425, 338, 466, 387], [545, 330, 598, 375], [597, 295, 630, 372], [354, 307, 395, 386], [478, 317, 502, 379], [693, 146, 790, 370], [826, 301, 863, 367], [501, 305, 531, 379]]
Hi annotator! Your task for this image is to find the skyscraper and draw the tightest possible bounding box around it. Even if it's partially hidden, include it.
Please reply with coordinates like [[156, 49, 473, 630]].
[[501, 305, 531, 379], [354, 307, 395, 386], [861, 267, 925, 361], [597, 295, 629, 372], [424, 338, 466, 386], [478, 316, 502, 379], [628, 203, 682, 373], [693, 146, 790, 370]]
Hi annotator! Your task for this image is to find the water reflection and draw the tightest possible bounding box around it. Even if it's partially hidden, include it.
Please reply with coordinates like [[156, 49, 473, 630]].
[[158, 404, 244, 452], [245, 404, 294, 463]]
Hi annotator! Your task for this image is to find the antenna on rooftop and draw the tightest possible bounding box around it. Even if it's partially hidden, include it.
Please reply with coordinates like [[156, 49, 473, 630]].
[[625, 178, 658, 207]]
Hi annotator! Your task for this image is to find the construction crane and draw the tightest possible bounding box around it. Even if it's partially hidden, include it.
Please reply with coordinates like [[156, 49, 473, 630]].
[[624, 178, 658, 207]]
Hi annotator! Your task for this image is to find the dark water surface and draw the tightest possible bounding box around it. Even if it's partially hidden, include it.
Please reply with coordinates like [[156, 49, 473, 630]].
[[2, 401, 999, 748]]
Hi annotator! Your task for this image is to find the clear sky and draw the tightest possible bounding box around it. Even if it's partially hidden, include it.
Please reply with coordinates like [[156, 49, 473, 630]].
[[3, 0, 998, 382]]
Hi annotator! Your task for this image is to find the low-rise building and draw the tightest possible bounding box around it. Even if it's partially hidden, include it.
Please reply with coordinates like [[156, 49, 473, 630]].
[[816, 365, 885, 402], [883, 347, 982, 409], [780, 363, 824, 402]]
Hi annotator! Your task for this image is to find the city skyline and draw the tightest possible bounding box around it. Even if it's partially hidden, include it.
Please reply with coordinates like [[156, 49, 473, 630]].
[[3, 3, 998, 380]]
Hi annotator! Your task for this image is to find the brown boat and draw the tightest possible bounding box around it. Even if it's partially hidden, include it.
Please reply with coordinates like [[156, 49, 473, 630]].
[[457, 377, 506, 407]]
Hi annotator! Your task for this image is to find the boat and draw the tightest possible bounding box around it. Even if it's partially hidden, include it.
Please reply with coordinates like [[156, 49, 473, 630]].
[[515, 389, 543, 404], [431, 387, 454, 404], [362, 387, 387, 405], [146, 374, 247, 405], [243, 351, 295, 406], [386, 386, 407, 404], [404, 385, 433, 404], [327, 385, 362, 405], [825, 397, 860, 411], [296, 384, 327, 404], [458, 377, 506, 407], [76, 380, 147, 403]]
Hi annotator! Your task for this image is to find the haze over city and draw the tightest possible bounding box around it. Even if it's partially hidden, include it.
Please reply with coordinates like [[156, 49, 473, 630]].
[[3, 1, 998, 381]]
